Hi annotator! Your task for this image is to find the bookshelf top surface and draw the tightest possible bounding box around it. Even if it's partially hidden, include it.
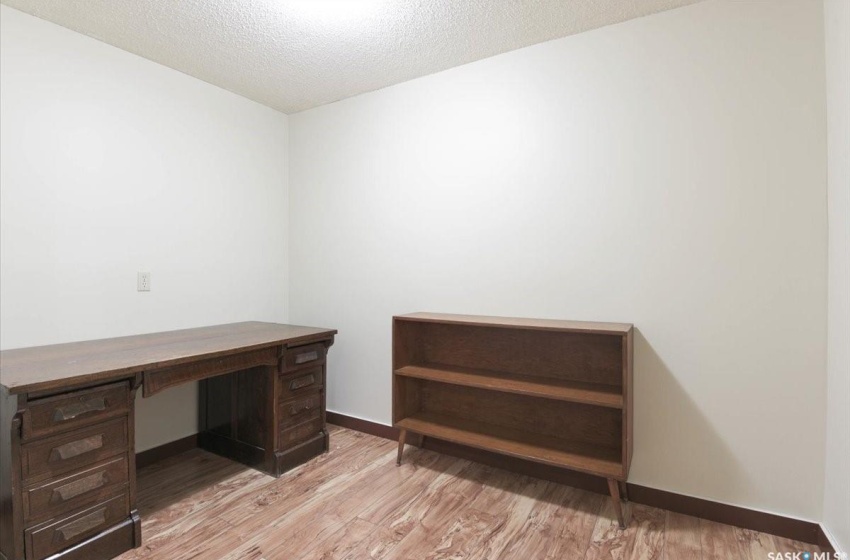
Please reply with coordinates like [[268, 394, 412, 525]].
[[394, 313, 632, 335]]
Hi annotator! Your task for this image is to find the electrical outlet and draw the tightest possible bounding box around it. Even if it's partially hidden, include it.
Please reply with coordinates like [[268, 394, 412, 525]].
[[137, 272, 151, 292]]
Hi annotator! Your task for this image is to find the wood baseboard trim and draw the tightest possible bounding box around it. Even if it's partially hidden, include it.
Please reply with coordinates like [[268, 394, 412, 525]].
[[818, 526, 838, 554], [326, 411, 831, 550], [326, 411, 398, 440], [135, 434, 198, 469], [817, 524, 841, 554], [628, 485, 828, 549]]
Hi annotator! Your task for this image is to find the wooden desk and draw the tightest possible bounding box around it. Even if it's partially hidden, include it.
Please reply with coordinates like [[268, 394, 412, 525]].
[[0, 322, 336, 560]]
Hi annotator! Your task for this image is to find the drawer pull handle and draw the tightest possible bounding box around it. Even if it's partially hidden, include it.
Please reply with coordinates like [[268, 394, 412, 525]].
[[49, 435, 103, 462], [54, 508, 106, 543], [53, 397, 107, 422], [290, 402, 316, 416], [51, 472, 108, 503], [289, 375, 315, 391], [295, 351, 319, 364]]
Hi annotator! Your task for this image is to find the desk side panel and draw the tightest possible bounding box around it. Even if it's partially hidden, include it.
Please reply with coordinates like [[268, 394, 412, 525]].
[[1, 387, 24, 560]]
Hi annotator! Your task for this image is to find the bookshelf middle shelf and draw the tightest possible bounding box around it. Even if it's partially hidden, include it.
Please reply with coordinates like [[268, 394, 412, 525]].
[[394, 364, 623, 408]]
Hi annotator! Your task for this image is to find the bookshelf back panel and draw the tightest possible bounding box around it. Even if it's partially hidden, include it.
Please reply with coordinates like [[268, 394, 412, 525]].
[[400, 321, 623, 387], [420, 380, 622, 451], [392, 375, 423, 424]]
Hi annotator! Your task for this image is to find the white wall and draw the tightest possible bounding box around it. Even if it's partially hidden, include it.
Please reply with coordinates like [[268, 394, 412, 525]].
[[0, 6, 290, 452], [289, 0, 828, 522], [823, 0, 850, 552]]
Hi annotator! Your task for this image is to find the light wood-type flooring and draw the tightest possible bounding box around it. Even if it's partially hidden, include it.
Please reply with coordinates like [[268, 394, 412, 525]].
[[116, 425, 823, 560]]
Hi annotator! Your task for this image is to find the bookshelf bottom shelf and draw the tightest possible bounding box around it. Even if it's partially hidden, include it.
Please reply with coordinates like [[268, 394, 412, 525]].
[[394, 412, 629, 528]]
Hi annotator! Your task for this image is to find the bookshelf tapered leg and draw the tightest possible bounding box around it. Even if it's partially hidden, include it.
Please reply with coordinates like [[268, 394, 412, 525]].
[[619, 480, 629, 502], [396, 429, 407, 466], [607, 478, 626, 529]]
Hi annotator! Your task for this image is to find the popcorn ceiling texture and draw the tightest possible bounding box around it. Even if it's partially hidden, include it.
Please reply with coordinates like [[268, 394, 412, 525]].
[[0, 0, 701, 114]]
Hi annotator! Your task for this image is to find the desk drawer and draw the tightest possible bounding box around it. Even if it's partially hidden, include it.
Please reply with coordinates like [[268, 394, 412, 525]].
[[144, 347, 279, 397], [279, 390, 322, 430], [23, 382, 130, 440], [25, 492, 129, 560], [280, 417, 324, 448], [281, 343, 326, 372], [23, 455, 129, 524], [22, 418, 128, 482], [279, 366, 323, 401]]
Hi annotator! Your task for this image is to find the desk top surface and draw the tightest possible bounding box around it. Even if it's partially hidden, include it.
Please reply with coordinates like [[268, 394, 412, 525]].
[[0, 322, 337, 395]]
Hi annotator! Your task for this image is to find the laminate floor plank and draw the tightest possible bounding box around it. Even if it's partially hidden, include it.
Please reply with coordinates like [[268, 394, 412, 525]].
[[626, 505, 665, 560], [114, 427, 821, 560], [126, 429, 386, 559], [298, 518, 404, 560], [465, 473, 551, 560], [373, 460, 491, 559], [701, 519, 746, 559], [237, 451, 400, 558], [422, 508, 505, 560], [356, 451, 468, 526], [135, 451, 247, 512], [217, 431, 390, 526], [406, 462, 549, 560], [663, 512, 701, 560], [545, 487, 606, 560], [121, 515, 236, 559], [495, 483, 601, 560], [585, 500, 638, 560], [214, 444, 400, 559], [124, 459, 266, 558], [736, 528, 780, 560]]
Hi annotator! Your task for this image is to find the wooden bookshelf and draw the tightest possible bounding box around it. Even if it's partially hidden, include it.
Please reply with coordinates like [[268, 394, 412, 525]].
[[392, 313, 633, 528]]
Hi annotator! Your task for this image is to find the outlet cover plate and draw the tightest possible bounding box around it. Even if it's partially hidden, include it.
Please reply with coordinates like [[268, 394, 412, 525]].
[[137, 272, 151, 292]]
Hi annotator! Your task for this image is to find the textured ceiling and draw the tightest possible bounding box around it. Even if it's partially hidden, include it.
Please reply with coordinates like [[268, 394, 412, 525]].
[[1, 0, 702, 114]]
